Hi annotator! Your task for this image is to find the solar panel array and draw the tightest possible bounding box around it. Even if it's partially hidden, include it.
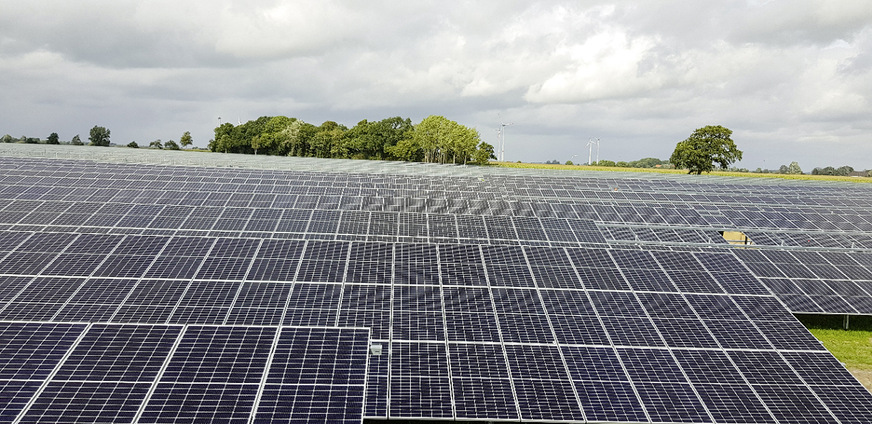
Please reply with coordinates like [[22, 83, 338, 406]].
[[1, 151, 872, 423], [0, 323, 369, 423]]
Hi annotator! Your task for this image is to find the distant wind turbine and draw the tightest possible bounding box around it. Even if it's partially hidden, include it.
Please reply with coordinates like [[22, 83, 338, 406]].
[[498, 121, 513, 162]]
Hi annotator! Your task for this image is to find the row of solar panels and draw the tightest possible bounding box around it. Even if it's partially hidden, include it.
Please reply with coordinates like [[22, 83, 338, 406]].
[[2, 230, 872, 422], [1, 322, 369, 423], [2, 180, 870, 235], [10, 232, 867, 292], [3, 155, 871, 199], [2, 155, 872, 423]]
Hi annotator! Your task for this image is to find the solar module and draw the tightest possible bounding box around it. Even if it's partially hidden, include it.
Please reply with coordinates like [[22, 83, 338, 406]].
[[1, 149, 872, 423], [1, 323, 369, 424]]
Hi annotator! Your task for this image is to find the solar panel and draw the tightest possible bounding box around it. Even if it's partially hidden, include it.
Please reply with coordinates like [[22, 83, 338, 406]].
[[1, 151, 871, 423]]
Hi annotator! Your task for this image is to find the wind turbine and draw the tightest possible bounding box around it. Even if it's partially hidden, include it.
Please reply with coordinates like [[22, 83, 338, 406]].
[[498, 121, 513, 162], [587, 137, 600, 165]]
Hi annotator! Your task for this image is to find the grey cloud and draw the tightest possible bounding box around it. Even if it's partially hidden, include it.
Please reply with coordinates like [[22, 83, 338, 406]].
[[1, 0, 871, 170]]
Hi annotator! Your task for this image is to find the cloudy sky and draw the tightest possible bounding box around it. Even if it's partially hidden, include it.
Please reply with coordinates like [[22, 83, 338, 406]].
[[2, 0, 870, 170]]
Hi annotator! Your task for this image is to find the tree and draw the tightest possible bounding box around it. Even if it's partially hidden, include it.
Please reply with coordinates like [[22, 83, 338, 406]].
[[669, 125, 742, 174], [1, 134, 12, 143], [597, 160, 617, 167], [89, 126, 110, 146], [565, 160, 574, 166], [71, 135, 83, 145], [835, 165, 854, 176], [179, 131, 193, 149], [471, 142, 496, 165], [787, 161, 802, 175], [127, 141, 139, 148], [47, 132, 60, 145], [778, 164, 789, 174], [149, 139, 163, 149], [164, 140, 180, 150]]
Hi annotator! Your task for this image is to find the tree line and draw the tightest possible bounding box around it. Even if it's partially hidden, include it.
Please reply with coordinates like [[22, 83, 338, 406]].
[[811, 165, 871, 177], [209, 115, 496, 165]]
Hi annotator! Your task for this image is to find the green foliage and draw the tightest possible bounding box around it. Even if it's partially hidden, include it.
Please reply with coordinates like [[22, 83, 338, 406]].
[[388, 115, 482, 164], [47, 132, 60, 145], [179, 131, 193, 148], [127, 141, 139, 148], [471, 142, 496, 165], [628, 157, 668, 168], [88, 125, 111, 146], [71, 135, 83, 145], [787, 161, 802, 174], [164, 140, 180, 150], [813, 165, 856, 176], [669, 125, 742, 174], [565, 160, 573, 166], [24, 136, 39, 144], [149, 139, 163, 149], [1, 134, 13, 143], [616, 161, 629, 167], [208, 115, 492, 165], [596, 159, 617, 167]]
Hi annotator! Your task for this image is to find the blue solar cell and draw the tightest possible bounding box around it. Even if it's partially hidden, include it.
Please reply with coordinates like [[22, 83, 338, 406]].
[[20, 381, 151, 424], [498, 313, 555, 343], [634, 382, 710, 423], [562, 346, 627, 381], [618, 348, 686, 383], [140, 383, 258, 424], [256, 383, 366, 424], [444, 312, 500, 342], [694, 383, 775, 423], [782, 352, 859, 385], [505, 345, 569, 381], [268, 327, 369, 386], [813, 385, 872, 424], [513, 378, 584, 421], [0, 380, 42, 422], [600, 316, 665, 347], [388, 375, 453, 418], [162, 326, 275, 384], [637, 293, 696, 318], [575, 380, 647, 422], [453, 377, 518, 420], [755, 384, 839, 424], [550, 314, 609, 345], [653, 318, 720, 348], [0, 322, 86, 379], [55, 324, 181, 382]]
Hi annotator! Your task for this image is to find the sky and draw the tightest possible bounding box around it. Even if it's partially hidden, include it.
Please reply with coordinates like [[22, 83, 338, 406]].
[[1, 0, 871, 170]]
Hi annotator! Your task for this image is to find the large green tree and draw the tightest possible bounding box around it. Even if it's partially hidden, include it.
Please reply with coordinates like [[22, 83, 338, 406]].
[[179, 131, 193, 148], [47, 132, 60, 144], [670, 125, 742, 174], [71, 135, 83, 145], [89, 125, 111, 146]]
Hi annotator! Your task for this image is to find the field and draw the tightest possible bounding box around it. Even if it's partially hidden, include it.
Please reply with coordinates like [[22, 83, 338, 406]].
[[490, 161, 872, 183], [798, 315, 872, 390]]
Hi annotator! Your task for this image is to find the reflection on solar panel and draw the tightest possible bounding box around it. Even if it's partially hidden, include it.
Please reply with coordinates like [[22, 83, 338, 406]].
[[1, 147, 872, 423]]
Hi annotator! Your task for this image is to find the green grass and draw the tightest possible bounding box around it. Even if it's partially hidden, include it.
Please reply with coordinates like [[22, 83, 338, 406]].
[[488, 161, 872, 183], [798, 315, 872, 370]]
